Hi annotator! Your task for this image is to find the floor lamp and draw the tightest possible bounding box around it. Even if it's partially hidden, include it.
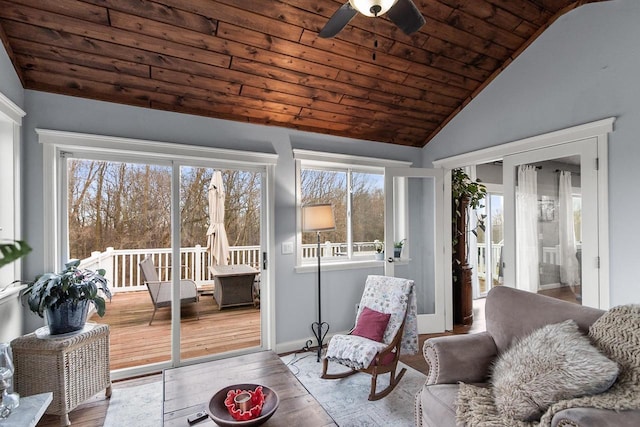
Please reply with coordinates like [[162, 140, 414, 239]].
[[302, 203, 336, 362]]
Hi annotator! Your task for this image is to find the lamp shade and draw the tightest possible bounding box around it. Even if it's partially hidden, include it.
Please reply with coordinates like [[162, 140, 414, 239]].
[[349, 0, 398, 17], [302, 204, 336, 232]]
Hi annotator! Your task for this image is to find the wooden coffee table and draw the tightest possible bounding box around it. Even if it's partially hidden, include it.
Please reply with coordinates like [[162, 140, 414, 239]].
[[163, 351, 336, 426]]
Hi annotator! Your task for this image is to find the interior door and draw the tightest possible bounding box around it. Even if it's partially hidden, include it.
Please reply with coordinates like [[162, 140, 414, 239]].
[[384, 167, 446, 333], [503, 138, 599, 307]]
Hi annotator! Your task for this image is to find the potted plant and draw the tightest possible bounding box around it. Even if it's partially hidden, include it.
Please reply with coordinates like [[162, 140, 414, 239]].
[[373, 240, 384, 260], [451, 169, 486, 325], [394, 239, 406, 258], [23, 259, 112, 335]]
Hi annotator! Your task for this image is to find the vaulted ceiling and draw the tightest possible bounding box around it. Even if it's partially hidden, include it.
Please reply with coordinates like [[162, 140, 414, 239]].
[[0, 0, 603, 147]]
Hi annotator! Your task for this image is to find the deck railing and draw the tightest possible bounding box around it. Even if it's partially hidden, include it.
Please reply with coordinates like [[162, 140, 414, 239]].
[[79, 245, 262, 293], [80, 241, 380, 293], [477, 243, 576, 276]]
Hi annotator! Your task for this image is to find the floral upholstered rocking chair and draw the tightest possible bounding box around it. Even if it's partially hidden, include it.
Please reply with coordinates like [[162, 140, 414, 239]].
[[322, 275, 418, 400]]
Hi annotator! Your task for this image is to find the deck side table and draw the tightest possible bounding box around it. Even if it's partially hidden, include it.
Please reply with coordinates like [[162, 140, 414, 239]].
[[209, 264, 259, 309], [10, 323, 111, 426]]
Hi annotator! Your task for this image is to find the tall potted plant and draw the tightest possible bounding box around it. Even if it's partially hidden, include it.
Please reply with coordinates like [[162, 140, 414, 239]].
[[451, 169, 486, 325], [23, 259, 112, 335]]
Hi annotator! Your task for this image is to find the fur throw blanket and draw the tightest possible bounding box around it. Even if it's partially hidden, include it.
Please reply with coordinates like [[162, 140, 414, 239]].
[[455, 304, 640, 426]]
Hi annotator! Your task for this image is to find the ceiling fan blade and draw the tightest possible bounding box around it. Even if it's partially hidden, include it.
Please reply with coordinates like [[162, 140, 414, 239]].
[[386, 0, 426, 35], [319, 2, 358, 38]]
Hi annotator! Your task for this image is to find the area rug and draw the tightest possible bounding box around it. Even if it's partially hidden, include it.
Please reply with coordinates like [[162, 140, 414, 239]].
[[103, 380, 162, 427], [281, 352, 426, 426]]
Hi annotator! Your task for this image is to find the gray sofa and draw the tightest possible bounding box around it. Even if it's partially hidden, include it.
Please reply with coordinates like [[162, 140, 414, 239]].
[[415, 286, 640, 427]]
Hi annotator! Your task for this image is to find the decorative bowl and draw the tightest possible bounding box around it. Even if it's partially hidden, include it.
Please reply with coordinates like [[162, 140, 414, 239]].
[[207, 383, 279, 427]]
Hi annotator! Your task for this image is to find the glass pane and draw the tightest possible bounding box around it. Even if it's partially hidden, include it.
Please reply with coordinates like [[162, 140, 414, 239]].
[[392, 176, 436, 316], [300, 169, 347, 259], [351, 172, 384, 257], [515, 156, 582, 305], [475, 201, 487, 294], [490, 194, 504, 289], [475, 193, 503, 296], [179, 167, 262, 362], [68, 159, 173, 370]]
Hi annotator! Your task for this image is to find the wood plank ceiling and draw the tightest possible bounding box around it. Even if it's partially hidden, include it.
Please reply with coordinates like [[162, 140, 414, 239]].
[[0, 0, 603, 147]]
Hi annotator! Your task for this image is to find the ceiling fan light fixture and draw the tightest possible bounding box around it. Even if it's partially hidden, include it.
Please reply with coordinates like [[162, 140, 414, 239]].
[[349, 0, 399, 17]]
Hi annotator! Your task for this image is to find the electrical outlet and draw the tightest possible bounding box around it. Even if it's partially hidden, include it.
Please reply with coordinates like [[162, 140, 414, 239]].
[[282, 241, 294, 254]]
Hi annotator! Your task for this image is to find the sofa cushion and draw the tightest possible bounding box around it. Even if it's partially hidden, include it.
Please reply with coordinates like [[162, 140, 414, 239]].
[[352, 306, 391, 342], [485, 286, 604, 354], [492, 319, 619, 421], [421, 383, 486, 427]]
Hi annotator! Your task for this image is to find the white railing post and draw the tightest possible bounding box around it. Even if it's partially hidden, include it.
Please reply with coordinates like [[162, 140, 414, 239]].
[[194, 244, 202, 282], [102, 247, 115, 288]]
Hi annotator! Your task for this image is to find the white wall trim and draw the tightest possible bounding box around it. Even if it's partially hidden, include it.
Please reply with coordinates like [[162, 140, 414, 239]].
[[432, 118, 615, 169], [596, 131, 610, 309], [0, 90, 25, 289], [36, 129, 278, 166], [293, 148, 412, 169], [0, 92, 25, 125]]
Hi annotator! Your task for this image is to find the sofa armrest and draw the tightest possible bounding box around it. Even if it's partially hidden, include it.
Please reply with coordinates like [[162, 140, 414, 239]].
[[423, 331, 497, 385]]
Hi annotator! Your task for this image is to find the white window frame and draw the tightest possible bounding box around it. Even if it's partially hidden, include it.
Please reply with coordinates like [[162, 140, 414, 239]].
[[293, 149, 411, 272], [0, 92, 25, 284]]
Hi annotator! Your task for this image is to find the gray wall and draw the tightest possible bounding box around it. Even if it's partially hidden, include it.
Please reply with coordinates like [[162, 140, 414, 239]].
[[422, 0, 640, 306], [19, 90, 422, 346], [0, 47, 23, 109]]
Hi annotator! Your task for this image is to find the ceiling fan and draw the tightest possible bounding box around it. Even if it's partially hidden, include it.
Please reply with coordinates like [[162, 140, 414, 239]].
[[319, 0, 425, 38]]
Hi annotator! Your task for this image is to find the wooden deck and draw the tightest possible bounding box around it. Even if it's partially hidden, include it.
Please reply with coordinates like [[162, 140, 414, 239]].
[[89, 290, 261, 371]]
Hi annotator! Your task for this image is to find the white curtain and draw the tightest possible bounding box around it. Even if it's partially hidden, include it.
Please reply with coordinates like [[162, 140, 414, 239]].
[[558, 171, 580, 289], [516, 165, 540, 292]]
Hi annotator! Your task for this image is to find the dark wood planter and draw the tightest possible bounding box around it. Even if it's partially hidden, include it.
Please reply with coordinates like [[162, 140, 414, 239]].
[[453, 263, 474, 325], [453, 196, 474, 326]]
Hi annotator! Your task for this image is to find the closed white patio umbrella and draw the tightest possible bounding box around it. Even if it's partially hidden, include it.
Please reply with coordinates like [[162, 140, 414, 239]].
[[207, 171, 230, 266]]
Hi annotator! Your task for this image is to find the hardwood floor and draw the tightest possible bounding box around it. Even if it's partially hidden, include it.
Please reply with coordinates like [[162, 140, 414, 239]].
[[88, 290, 261, 371], [37, 298, 488, 426]]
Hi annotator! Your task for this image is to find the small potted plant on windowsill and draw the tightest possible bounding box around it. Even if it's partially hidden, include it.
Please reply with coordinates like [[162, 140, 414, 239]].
[[23, 259, 112, 335], [373, 240, 384, 260], [394, 239, 406, 259]]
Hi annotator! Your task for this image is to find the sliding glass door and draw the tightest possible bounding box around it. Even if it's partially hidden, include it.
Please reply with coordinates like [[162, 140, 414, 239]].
[[178, 166, 263, 363], [61, 152, 270, 377]]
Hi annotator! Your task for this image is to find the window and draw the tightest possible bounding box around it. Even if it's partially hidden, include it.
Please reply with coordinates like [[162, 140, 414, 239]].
[[300, 167, 383, 261], [294, 149, 410, 267]]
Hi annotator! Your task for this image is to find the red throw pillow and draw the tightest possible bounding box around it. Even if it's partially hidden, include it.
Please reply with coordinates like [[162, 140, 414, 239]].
[[352, 306, 391, 342]]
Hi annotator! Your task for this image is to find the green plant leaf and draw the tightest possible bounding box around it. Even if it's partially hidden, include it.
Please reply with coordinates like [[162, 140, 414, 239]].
[[0, 240, 32, 268]]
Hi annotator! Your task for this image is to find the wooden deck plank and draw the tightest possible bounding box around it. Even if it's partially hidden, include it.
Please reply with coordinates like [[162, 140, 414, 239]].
[[89, 290, 261, 371]]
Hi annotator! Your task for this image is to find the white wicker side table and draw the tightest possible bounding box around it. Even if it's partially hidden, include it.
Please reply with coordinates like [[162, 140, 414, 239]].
[[11, 323, 112, 426]]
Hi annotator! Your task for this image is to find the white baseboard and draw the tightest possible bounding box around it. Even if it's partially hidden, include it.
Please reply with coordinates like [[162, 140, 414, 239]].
[[538, 282, 563, 291]]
